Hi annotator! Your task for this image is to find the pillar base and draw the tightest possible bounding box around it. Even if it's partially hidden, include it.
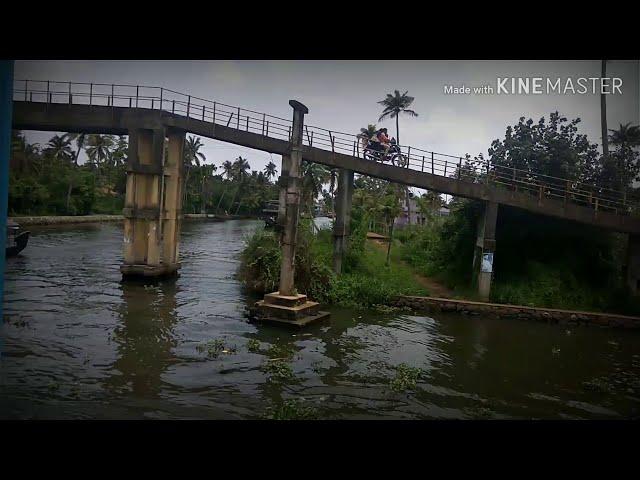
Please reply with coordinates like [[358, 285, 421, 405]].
[[120, 263, 181, 280], [251, 291, 330, 327]]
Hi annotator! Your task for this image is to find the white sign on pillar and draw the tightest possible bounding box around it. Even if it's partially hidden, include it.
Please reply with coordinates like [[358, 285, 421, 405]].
[[481, 252, 493, 273]]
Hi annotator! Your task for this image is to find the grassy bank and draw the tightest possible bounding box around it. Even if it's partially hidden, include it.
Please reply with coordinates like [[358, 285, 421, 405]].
[[238, 221, 428, 309]]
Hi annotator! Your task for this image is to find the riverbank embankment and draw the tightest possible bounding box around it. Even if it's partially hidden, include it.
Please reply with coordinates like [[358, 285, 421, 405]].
[[393, 295, 640, 329]]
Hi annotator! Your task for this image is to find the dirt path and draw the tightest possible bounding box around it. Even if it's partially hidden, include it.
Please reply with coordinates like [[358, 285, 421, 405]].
[[368, 237, 454, 299]]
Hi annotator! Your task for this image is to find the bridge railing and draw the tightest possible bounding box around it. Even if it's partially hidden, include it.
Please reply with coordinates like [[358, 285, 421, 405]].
[[13, 79, 638, 216]]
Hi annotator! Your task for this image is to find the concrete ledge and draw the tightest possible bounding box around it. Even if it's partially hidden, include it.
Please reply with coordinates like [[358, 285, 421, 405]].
[[120, 263, 180, 279], [250, 308, 330, 328], [392, 295, 640, 329]]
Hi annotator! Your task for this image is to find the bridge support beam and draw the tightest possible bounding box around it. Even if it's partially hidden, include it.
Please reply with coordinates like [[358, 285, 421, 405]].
[[120, 127, 185, 280], [333, 168, 354, 274], [252, 100, 329, 327], [473, 201, 498, 300], [627, 234, 640, 295]]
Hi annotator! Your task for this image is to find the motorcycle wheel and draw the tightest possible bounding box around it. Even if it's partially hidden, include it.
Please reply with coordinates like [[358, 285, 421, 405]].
[[392, 154, 408, 168]]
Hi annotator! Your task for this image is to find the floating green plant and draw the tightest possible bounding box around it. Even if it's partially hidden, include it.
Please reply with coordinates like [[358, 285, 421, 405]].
[[264, 399, 319, 420], [390, 363, 422, 392], [247, 338, 261, 353], [261, 358, 295, 381], [197, 339, 236, 359]]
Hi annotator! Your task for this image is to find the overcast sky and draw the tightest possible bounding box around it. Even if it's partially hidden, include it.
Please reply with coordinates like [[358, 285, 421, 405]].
[[15, 60, 640, 195]]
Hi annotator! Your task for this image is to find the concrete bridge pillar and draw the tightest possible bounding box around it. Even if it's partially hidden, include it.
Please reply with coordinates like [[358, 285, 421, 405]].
[[253, 100, 329, 326], [276, 154, 291, 232], [277, 101, 307, 296], [333, 168, 355, 274], [121, 127, 185, 280], [473, 201, 498, 300], [627, 234, 640, 295]]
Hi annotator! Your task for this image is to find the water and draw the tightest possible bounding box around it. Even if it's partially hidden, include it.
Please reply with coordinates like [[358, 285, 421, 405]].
[[2, 219, 640, 419]]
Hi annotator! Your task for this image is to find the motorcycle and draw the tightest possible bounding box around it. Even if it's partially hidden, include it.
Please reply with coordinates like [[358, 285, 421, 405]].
[[362, 137, 408, 168]]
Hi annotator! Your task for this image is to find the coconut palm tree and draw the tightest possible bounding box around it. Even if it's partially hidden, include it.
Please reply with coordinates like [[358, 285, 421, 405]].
[[222, 160, 234, 179], [608, 122, 640, 196], [357, 124, 378, 152], [378, 90, 418, 225], [199, 163, 217, 214], [228, 156, 251, 214], [182, 136, 207, 207], [232, 156, 250, 181], [184, 135, 206, 168], [264, 161, 277, 181], [66, 133, 88, 166], [44, 134, 74, 164], [215, 160, 236, 214], [301, 161, 330, 218], [609, 123, 640, 147], [110, 136, 129, 167], [85, 134, 114, 170], [377, 90, 418, 145]]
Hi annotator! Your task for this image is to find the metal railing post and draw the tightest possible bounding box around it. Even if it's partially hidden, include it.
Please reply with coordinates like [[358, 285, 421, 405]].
[[111, 84, 114, 108], [47, 81, 50, 104], [136, 85, 139, 107], [172, 100, 175, 113], [68, 82, 72, 104], [458, 157, 462, 179], [187, 95, 191, 117], [421, 155, 425, 172], [237, 107, 240, 129], [407, 146, 411, 168], [213, 102, 217, 124], [24, 80, 27, 101], [89, 83, 93, 105], [159, 88, 163, 111], [203, 104, 206, 121], [444, 161, 447, 177], [262, 113, 266, 135]]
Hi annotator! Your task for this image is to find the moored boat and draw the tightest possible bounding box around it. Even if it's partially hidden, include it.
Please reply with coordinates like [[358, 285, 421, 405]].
[[6, 221, 30, 257]]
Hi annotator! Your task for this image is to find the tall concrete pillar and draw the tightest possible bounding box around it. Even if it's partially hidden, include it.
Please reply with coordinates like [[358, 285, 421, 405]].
[[333, 168, 354, 274], [276, 154, 291, 233], [627, 234, 640, 295], [278, 101, 308, 296], [121, 127, 185, 279], [473, 201, 498, 300]]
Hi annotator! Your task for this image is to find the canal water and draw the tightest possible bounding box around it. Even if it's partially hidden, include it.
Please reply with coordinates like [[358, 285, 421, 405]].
[[2, 219, 640, 419]]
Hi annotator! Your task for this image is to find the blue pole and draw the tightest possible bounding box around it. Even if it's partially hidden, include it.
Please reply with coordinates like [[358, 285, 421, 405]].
[[0, 61, 14, 336]]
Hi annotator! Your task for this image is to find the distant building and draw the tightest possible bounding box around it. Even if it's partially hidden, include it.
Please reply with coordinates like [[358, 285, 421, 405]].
[[395, 196, 449, 227]]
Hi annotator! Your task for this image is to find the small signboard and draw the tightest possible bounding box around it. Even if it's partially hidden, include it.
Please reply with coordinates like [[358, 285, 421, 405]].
[[481, 252, 493, 273]]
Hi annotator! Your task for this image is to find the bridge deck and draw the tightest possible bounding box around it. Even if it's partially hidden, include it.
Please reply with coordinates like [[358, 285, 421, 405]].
[[12, 100, 640, 235]]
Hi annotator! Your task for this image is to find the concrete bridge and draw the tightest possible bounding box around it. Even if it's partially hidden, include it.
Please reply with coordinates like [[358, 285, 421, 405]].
[[11, 80, 640, 307]]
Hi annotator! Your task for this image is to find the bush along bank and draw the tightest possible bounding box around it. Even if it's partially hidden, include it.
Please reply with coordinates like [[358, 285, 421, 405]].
[[395, 199, 640, 317], [238, 218, 429, 309]]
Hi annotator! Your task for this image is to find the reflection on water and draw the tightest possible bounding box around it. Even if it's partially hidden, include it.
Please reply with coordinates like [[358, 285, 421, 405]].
[[2, 219, 640, 419]]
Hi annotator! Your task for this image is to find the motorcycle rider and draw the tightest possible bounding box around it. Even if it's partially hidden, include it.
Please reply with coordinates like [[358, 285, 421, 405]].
[[377, 128, 391, 157]]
